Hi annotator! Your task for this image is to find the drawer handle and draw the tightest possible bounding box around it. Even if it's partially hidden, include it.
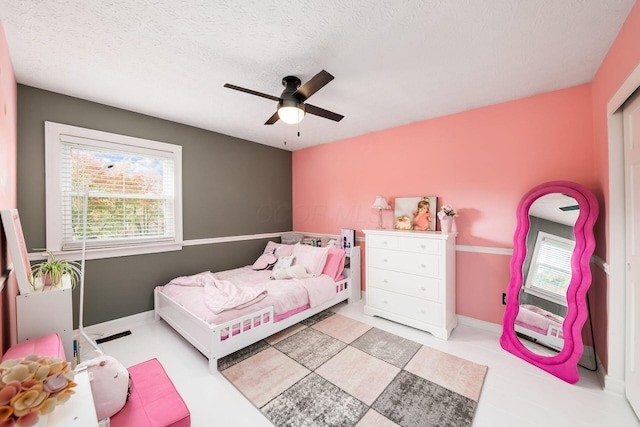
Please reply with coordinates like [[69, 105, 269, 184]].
[[383, 241, 388, 245], [384, 259, 388, 263], [420, 244, 426, 249], [383, 300, 389, 304], [383, 279, 388, 283], [420, 286, 426, 291], [421, 264, 426, 268], [420, 309, 426, 314]]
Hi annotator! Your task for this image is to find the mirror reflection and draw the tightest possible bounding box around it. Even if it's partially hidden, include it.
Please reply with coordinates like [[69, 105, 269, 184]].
[[515, 193, 578, 356]]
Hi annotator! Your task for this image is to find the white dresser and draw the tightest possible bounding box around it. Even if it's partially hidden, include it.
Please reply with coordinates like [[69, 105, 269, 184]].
[[363, 229, 457, 339]]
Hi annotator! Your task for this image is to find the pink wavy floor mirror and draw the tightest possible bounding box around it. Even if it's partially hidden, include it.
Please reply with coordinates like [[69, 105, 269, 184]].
[[500, 181, 598, 383]]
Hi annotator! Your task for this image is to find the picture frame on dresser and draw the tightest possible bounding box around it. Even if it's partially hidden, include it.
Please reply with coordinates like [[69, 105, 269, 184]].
[[394, 196, 437, 231]]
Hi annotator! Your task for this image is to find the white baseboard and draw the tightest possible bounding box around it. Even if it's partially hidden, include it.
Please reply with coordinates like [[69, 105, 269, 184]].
[[79, 310, 155, 340], [596, 353, 626, 395], [457, 315, 503, 335]]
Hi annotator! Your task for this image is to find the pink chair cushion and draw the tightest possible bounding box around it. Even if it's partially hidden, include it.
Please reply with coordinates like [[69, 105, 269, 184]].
[[1, 333, 65, 361], [110, 358, 190, 427]]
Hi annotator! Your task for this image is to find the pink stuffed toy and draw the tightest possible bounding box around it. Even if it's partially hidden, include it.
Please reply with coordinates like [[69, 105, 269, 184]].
[[77, 354, 131, 421]]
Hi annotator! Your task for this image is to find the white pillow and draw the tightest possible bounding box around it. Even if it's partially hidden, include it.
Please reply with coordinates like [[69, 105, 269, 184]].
[[273, 255, 295, 270], [291, 244, 330, 277]]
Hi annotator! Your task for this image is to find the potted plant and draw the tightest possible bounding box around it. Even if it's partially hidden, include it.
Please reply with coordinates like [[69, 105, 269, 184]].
[[437, 205, 458, 233], [30, 250, 81, 291]]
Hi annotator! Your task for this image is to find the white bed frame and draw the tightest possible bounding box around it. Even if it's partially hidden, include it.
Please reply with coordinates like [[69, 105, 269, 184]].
[[515, 322, 564, 351], [154, 246, 361, 374]]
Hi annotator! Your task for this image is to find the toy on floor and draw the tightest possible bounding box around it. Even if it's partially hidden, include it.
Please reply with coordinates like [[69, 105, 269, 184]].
[[77, 353, 131, 421]]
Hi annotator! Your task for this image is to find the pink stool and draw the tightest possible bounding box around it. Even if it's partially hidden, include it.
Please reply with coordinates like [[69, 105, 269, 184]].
[[110, 358, 190, 427], [1, 333, 65, 361]]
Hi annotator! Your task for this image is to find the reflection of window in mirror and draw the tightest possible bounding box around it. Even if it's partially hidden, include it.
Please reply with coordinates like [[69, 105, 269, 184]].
[[524, 231, 575, 307]]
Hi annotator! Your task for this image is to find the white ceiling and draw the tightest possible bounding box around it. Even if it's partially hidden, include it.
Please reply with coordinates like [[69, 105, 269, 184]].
[[0, 1, 635, 151], [529, 193, 579, 226]]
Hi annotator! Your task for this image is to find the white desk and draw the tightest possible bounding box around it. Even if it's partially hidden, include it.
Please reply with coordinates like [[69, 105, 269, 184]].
[[42, 370, 98, 427]]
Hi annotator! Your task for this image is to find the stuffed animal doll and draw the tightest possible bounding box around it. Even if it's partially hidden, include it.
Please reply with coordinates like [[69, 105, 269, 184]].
[[77, 354, 131, 421], [326, 239, 339, 248], [270, 264, 314, 280]]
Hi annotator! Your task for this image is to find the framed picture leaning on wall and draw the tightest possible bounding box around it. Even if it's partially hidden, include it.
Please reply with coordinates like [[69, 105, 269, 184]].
[[1, 209, 33, 294], [394, 196, 437, 231]]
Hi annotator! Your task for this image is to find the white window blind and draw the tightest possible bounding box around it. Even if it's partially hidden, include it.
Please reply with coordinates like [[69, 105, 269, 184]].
[[45, 122, 183, 258], [525, 231, 575, 305]]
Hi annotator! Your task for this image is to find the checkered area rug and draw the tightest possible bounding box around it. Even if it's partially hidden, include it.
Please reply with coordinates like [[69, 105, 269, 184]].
[[219, 311, 487, 427]]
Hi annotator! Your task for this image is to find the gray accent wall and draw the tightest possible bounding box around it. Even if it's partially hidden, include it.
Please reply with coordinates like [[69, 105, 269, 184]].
[[17, 85, 292, 326]]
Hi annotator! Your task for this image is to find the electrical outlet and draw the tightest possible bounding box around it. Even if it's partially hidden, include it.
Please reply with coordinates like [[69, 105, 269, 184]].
[[502, 293, 507, 305]]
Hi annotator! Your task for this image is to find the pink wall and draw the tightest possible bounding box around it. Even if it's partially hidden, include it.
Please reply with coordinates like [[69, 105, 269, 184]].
[[293, 83, 596, 325], [590, 1, 640, 373], [0, 19, 19, 353]]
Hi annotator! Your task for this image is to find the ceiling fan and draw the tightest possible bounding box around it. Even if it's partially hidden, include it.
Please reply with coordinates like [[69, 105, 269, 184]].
[[224, 70, 344, 125]]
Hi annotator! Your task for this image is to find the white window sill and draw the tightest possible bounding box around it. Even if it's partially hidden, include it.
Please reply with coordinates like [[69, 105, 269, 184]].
[[29, 242, 183, 262]]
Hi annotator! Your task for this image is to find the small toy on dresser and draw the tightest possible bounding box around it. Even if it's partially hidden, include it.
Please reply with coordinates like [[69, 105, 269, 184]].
[[394, 216, 412, 230]]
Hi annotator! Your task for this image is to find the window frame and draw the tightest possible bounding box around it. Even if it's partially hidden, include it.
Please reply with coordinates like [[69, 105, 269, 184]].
[[524, 231, 575, 307], [45, 121, 183, 260]]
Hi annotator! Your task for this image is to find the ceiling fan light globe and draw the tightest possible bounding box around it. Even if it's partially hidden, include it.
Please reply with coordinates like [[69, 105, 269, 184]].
[[278, 106, 305, 124]]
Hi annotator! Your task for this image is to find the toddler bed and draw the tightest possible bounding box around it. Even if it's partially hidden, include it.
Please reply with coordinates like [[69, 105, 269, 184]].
[[514, 304, 564, 351], [154, 241, 361, 374]]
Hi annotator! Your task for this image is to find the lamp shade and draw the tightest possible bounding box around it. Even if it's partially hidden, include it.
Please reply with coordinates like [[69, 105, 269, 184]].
[[278, 99, 306, 124], [370, 196, 391, 210]]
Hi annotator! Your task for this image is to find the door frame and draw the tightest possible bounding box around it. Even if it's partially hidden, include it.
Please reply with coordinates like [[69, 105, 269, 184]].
[[606, 61, 640, 393]]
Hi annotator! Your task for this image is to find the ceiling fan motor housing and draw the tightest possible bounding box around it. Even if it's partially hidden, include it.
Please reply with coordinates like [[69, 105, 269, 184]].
[[282, 76, 302, 93]]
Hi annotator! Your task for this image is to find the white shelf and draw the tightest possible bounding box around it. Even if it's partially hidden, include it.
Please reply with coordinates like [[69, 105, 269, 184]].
[[16, 285, 74, 362]]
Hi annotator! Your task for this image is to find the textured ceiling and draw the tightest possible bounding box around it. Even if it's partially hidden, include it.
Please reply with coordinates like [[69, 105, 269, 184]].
[[0, 0, 635, 151], [529, 193, 579, 226]]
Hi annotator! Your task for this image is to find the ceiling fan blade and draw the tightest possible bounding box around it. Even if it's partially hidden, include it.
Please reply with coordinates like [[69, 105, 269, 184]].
[[305, 104, 344, 122], [264, 111, 280, 125], [294, 70, 334, 100], [224, 83, 280, 102]]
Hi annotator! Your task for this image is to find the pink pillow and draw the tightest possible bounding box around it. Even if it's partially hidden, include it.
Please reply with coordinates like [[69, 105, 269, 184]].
[[291, 244, 329, 277], [263, 241, 295, 257], [252, 253, 277, 270], [322, 249, 347, 281]]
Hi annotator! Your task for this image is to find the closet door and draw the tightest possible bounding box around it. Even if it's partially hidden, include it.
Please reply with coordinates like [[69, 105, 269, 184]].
[[624, 88, 640, 417]]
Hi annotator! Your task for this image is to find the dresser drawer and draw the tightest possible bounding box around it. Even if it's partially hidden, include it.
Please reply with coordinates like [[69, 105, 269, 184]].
[[368, 233, 443, 255], [399, 237, 442, 254], [367, 288, 442, 327], [368, 247, 442, 278], [367, 234, 400, 250], [368, 267, 441, 302]]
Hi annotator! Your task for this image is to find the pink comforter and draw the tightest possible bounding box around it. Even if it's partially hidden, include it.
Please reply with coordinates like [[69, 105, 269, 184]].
[[168, 271, 268, 314], [157, 267, 338, 326]]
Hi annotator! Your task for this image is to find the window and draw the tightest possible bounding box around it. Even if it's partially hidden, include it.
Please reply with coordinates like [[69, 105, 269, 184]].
[[45, 122, 183, 259], [524, 231, 575, 306]]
